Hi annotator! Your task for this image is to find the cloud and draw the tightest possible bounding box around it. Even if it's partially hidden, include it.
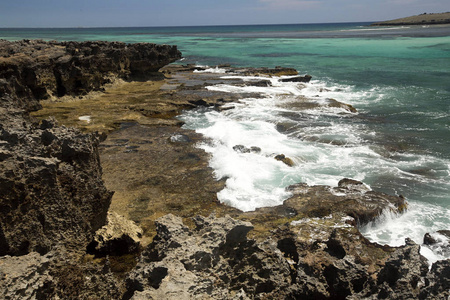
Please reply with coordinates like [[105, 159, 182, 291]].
[[258, 0, 322, 10]]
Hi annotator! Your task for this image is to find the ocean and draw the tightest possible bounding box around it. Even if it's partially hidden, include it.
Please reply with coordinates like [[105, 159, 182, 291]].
[[1, 23, 449, 262]]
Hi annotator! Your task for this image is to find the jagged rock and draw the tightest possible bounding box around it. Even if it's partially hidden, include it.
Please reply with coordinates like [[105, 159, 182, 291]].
[[0, 252, 54, 299], [285, 180, 407, 225], [87, 212, 143, 256], [374, 238, 429, 299], [421, 259, 450, 299], [126, 212, 450, 299], [280, 75, 312, 83], [126, 214, 295, 299], [275, 154, 295, 167], [0, 40, 181, 256], [0, 39, 182, 106], [0, 246, 126, 300], [0, 119, 112, 255]]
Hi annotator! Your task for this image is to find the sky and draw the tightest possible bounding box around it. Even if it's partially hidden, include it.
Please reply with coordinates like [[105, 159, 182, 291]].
[[0, 0, 448, 28]]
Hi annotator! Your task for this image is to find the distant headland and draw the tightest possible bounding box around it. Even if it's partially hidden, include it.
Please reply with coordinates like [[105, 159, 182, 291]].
[[371, 12, 450, 26]]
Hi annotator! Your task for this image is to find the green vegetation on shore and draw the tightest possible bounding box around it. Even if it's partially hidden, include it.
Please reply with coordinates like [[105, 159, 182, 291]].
[[371, 12, 450, 26]]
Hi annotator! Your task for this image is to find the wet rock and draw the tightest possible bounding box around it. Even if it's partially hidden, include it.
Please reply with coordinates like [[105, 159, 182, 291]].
[[169, 134, 192, 143], [338, 178, 371, 193], [250, 146, 262, 153], [280, 75, 312, 83], [275, 154, 295, 167], [421, 259, 450, 299], [233, 145, 262, 154], [244, 79, 272, 87], [87, 212, 143, 256], [325, 98, 357, 113], [233, 144, 250, 153], [423, 230, 450, 258], [285, 180, 407, 225], [235, 66, 298, 77], [374, 238, 429, 299]]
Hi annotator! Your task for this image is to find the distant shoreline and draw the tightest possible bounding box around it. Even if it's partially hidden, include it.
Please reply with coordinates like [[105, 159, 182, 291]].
[[371, 12, 450, 26]]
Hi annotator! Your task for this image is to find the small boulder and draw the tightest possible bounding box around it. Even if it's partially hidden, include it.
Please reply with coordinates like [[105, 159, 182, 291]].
[[87, 212, 143, 256], [275, 154, 295, 167]]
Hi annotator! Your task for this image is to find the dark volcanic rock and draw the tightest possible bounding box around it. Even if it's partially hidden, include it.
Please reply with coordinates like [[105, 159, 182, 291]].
[[374, 238, 429, 299], [423, 230, 450, 260], [421, 259, 450, 299], [235, 66, 298, 77]]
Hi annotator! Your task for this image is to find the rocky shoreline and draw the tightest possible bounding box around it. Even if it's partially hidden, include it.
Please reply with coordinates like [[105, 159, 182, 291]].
[[1, 40, 449, 299]]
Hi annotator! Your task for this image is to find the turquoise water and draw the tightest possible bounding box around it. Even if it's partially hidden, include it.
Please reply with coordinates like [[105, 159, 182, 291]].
[[2, 24, 449, 260]]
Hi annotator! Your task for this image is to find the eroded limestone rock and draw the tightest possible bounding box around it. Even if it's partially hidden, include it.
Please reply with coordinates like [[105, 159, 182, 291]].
[[88, 212, 143, 256]]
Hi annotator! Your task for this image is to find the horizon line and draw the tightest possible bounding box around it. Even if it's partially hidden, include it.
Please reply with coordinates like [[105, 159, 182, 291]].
[[0, 20, 377, 30]]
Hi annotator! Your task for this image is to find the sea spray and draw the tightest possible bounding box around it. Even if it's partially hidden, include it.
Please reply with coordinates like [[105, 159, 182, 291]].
[[180, 68, 450, 263]]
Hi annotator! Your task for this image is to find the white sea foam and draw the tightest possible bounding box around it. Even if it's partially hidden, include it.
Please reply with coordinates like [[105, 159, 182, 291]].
[[360, 201, 450, 263], [193, 66, 228, 74], [180, 70, 450, 260]]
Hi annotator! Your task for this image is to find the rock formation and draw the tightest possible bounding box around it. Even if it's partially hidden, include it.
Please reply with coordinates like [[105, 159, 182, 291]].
[[0, 39, 181, 104], [87, 212, 143, 256], [125, 212, 449, 299], [0, 40, 180, 298]]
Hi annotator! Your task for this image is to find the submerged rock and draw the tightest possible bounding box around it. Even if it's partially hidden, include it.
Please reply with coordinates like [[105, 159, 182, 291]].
[[233, 144, 262, 154]]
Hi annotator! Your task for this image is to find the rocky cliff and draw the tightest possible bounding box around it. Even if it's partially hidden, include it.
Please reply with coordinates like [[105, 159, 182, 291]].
[[0, 40, 181, 256]]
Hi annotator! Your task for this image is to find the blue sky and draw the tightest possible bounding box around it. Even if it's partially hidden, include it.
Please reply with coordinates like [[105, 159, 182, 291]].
[[0, 0, 448, 28]]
